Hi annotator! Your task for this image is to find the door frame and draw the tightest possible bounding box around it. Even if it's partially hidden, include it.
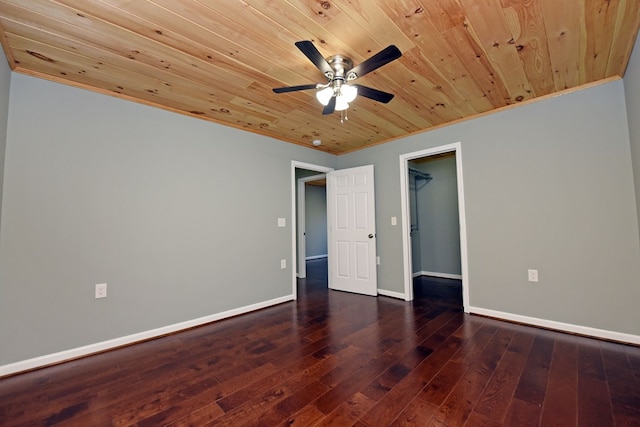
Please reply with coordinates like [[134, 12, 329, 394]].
[[291, 161, 334, 300], [297, 173, 327, 279], [399, 142, 470, 311]]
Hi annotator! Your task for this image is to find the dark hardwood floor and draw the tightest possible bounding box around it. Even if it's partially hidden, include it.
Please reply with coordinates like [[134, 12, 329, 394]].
[[1, 259, 639, 426]]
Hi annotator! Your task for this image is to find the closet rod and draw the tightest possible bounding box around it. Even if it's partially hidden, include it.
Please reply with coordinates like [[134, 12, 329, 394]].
[[408, 168, 432, 181]]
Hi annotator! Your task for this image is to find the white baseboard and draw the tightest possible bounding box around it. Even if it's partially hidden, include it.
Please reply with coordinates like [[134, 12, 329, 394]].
[[0, 295, 294, 377], [305, 254, 328, 261], [469, 306, 640, 345], [412, 271, 463, 280], [378, 289, 407, 300]]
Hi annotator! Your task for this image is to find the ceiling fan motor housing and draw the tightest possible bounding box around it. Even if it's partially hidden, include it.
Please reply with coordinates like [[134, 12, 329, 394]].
[[325, 55, 353, 82]]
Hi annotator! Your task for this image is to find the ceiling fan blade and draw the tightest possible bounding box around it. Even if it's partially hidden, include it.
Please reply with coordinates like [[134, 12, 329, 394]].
[[349, 45, 402, 79], [295, 41, 333, 77], [353, 85, 395, 103], [322, 96, 336, 115], [272, 84, 318, 94]]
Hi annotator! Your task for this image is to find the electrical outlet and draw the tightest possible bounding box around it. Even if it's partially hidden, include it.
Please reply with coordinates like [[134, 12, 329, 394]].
[[527, 269, 539, 283], [95, 283, 107, 299], [281, 259, 286, 269], [376, 256, 381, 265], [277, 218, 286, 227]]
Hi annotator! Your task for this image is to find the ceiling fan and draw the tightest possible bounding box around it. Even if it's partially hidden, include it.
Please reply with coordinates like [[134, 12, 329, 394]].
[[272, 41, 402, 115]]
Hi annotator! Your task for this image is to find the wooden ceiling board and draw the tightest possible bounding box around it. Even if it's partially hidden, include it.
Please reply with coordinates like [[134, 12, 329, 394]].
[[606, 0, 640, 76], [0, 0, 637, 155], [56, 0, 293, 84], [8, 32, 289, 129], [2, 18, 252, 107], [461, 0, 534, 101], [2, 1, 269, 97], [540, 0, 581, 91], [388, 5, 498, 112]]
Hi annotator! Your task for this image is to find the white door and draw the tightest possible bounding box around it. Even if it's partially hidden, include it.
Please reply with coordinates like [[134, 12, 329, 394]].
[[327, 165, 377, 296]]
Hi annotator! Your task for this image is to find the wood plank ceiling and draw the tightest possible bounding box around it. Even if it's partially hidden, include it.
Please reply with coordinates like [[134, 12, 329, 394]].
[[0, 0, 639, 154]]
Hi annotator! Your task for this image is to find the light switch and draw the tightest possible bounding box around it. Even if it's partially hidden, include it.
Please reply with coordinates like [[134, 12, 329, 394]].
[[391, 216, 397, 226], [277, 218, 286, 227]]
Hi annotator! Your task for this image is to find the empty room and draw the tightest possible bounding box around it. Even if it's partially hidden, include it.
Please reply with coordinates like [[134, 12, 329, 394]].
[[1, 1, 640, 425]]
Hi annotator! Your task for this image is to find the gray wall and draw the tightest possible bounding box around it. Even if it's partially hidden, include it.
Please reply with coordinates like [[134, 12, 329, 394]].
[[339, 80, 640, 335], [624, 32, 640, 241], [0, 74, 334, 365], [304, 184, 327, 258], [411, 156, 461, 275], [0, 51, 10, 226]]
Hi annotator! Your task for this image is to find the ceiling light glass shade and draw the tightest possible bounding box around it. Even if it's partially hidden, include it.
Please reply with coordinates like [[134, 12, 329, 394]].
[[316, 86, 334, 106], [335, 95, 350, 111], [340, 84, 358, 103]]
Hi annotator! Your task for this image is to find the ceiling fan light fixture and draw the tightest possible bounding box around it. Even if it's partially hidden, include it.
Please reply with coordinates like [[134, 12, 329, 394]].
[[316, 86, 334, 106], [340, 84, 358, 103], [335, 95, 350, 111]]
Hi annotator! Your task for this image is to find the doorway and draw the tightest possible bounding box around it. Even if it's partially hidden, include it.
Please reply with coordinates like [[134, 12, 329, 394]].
[[291, 161, 379, 299], [408, 153, 462, 307], [399, 142, 470, 311], [291, 161, 333, 299], [297, 176, 329, 297], [296, 173, 328, 279]]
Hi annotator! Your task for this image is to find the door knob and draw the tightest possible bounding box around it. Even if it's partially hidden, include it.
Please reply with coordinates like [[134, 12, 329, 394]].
[[368, 233, 374, 239]]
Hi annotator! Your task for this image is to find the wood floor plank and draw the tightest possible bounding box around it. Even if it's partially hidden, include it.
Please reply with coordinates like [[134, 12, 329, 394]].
[[503, 397, 543, 427], [1, 260, 638, 427], [502, 333, 554, 426], [427, 327, 515, 426], [361, 362, 414, 402], [420, 359, 467, 406], [216, 355, 319, 413], [314, 353, 397, 415], [539, 335, 578, 426], [169, 402, 226, 427], [468, 329, 534, 421], [313, 392, 376, 426], [359, 371, 427, 426], [276, 404, 325, 427], [243, 381, 330, 427], [410, 332, 465, 389], [385, 310, 460, 358], [120, 362, 277, 426], [389, 395, 439, 426], [627, 345, 640, 379], [214, 344, 369, 426], [577, 341, 615, 426], [513, 334, 554, 405], [601, 341, 640, 425]]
